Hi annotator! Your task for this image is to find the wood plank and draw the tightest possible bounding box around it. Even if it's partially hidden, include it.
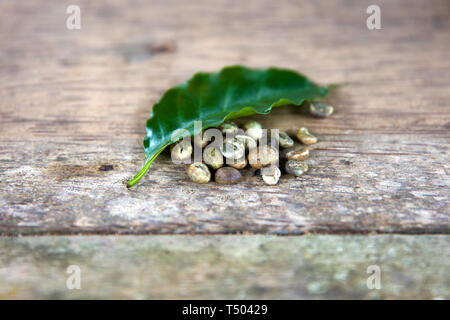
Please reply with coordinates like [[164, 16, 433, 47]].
[[0, 235, 448, 299], [0, 0, 449, 235]]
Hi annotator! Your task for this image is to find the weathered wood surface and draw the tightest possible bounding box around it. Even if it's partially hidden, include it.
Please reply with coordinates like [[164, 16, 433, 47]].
[[0, 0, 449, 235], [0, 235, 448, 299]]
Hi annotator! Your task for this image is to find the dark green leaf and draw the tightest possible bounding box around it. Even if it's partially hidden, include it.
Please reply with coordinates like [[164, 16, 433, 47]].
[[128, 65, 329, 187]]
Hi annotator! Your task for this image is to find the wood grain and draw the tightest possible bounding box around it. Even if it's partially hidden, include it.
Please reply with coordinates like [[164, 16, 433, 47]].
[[0, 0, 449, 235], [1, 235, 448, 299]]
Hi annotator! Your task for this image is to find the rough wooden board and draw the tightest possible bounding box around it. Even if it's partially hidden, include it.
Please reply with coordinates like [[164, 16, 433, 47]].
[[0, 235, 448, 299], [0, 0, 449, 235]]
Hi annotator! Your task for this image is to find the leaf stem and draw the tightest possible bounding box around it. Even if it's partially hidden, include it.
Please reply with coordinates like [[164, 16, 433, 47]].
[[127, 144, 169, 188]]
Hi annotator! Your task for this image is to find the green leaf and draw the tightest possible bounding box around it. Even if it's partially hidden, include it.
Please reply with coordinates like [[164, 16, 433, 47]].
[[128, 65, 329, 187]]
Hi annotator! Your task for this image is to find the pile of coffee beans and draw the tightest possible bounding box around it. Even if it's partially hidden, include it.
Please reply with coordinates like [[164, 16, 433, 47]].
[[170, 102, 332, 185]]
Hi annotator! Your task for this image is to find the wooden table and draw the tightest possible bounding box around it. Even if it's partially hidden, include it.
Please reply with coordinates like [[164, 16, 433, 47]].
[[0, 0, 449, 299], [1, 0, 448, 235], [1, 235, 448, 299]]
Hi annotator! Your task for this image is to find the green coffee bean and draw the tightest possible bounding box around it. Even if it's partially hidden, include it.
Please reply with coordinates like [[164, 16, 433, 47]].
[[219, 121, 239, 135], [261, 165, 281, 185], [248, 145, 279, 169], [296, 127, 317, 145], [171, 140, 193, 162], [243, 120, 263, 141], [234, 134, 257, 151], [309, 102, 334, 118], [285, 160, 309, 176], [275, 131, 294, 148], [228, 156, 247, 169], [215, 167, 242, 184], [285, 148, 309, 161], [187, 162, 211, 183], [203, 147, 224, 169], [221, 138, 245, 160]]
